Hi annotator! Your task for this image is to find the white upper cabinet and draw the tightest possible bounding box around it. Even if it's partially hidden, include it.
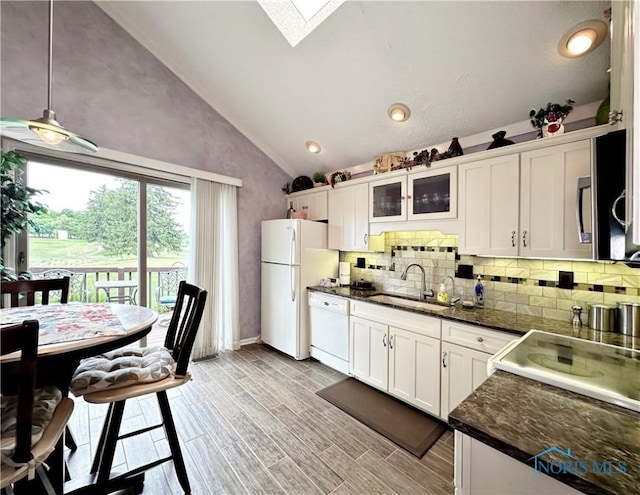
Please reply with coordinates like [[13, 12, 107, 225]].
[[520, 140, 592, 259], [369, 175, 407, 222], [459, 140, 592, 259], [407, 167, 457, 221], [288, 190, 328, 221], [328, 183, 376, 251], [369, 166, 457, 223], [610, 0, 635, 130], [458, 154, 520, 256]]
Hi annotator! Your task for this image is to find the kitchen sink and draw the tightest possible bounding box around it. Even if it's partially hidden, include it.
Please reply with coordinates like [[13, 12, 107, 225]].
[[365, 294, 449, 312]]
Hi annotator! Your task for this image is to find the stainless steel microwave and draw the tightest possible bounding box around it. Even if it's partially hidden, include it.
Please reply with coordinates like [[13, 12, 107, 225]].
[[578, 129, 639, 262]]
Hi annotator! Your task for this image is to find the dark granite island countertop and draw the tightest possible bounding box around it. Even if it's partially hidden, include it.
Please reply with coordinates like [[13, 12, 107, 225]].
[[449, 370, 640, 495], [307, 286, 640, 350]]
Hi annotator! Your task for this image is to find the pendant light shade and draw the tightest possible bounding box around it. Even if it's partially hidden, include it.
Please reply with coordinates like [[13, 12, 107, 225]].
[[0, 0, 98, 153]]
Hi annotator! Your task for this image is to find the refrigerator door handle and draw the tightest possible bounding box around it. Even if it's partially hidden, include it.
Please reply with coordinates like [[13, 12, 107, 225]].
[[290, 228, 296, 265], [291, 267, 296, 302], [576, 176, 592, 243]]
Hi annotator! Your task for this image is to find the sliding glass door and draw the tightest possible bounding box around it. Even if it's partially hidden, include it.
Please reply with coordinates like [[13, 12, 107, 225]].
[[19, 157, 190, 312]]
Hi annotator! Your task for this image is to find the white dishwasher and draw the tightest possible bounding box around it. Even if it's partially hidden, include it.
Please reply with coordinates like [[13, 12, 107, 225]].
[[308, 292, 349, 374]]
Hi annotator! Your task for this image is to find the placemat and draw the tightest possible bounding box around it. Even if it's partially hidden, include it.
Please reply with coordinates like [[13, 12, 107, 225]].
[[0, 304, 126, 345]]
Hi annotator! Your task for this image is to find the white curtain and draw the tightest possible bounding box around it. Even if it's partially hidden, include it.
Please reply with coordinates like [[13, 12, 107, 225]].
[[189, 178, 240, 359]]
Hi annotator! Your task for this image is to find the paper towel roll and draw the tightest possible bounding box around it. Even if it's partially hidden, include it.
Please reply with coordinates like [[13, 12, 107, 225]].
[[339, 262, 351, 286]]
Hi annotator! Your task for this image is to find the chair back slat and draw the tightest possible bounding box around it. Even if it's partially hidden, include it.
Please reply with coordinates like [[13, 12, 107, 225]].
[[1, 277, 70, 307], [163, 281, 207, 376], [1, 320, 39, 463]]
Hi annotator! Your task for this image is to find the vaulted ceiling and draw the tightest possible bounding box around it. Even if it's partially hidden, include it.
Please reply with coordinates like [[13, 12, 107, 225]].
[[97, 1, 610, 178]]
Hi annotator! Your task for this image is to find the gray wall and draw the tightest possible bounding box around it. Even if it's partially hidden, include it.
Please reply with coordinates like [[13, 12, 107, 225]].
[[0, 1, 290, 340]]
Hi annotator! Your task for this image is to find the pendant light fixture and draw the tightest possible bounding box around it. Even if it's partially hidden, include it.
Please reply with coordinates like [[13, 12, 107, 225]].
[[0, 0, 98, 153]]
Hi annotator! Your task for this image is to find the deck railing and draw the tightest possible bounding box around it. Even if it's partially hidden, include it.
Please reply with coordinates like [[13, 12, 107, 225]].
[[29, 266, 181, 310]]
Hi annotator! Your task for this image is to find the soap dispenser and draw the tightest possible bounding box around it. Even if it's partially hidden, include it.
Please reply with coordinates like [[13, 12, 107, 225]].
[[474, 275, 484, 308], [437, 283, 449, 304]]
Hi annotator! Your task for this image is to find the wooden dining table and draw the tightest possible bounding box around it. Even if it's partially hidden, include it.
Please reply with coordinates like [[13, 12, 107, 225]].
[[0, 303, 158, 495]]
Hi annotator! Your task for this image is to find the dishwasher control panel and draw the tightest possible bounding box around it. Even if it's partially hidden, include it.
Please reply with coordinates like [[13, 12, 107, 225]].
[[308, 292, 349, 314]]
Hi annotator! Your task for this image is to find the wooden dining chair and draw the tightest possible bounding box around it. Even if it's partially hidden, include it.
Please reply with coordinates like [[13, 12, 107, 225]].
[[0, 320, 75, 494], [69, 281, 207, 495], [0, 277, 77, 453], [0, 277, 70, 307]]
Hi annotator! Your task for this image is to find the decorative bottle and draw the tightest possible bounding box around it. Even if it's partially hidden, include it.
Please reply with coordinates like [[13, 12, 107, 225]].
[[446, 137, 464, 157], [474, 275, 484, 308], [286, 201, 295, 219]]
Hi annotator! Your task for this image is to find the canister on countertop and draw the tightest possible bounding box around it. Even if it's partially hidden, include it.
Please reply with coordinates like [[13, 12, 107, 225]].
[[618, 302, 640, 336], [588, 304, 618, 332], [339, 262, 351, 286]]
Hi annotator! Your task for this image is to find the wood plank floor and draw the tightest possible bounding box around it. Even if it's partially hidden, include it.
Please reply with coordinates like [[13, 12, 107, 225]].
[[66, 344, 454, 494]]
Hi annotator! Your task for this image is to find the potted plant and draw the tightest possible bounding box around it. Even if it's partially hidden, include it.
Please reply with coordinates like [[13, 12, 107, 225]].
[[1, 150, 47, 279], [312, 171, 327, 186], [529, 99, 575, 138]]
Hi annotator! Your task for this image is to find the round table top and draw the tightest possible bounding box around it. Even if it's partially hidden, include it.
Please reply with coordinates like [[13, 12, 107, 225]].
[[0, 303, 158, 362]]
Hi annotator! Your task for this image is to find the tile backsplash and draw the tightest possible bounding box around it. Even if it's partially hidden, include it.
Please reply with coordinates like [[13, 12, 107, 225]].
[[341, 231, 640, 323]]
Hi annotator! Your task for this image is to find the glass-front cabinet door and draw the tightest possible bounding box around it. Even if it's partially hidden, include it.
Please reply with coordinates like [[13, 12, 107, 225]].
[[369, 175, 407, 222], [408, 166, 457, 220]]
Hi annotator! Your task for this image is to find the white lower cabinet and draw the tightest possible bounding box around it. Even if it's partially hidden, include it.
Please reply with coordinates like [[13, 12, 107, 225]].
[[455, 432, 583, 495], [349, 303, 518, 421], [440, 321, 518, 420], [440, 342, 490, 419], [349, 305, 441, 417], [349, 316, 388, 390], [389, 326, 440, 415]]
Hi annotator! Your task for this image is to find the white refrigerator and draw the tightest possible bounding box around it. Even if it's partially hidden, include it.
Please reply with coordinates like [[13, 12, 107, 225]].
[[261, 219, 338, 360]]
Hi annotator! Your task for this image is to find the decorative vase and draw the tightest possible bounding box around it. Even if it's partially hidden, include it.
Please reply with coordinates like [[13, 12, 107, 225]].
[[446, 137, 464, 157], [487, 130, 515, 149], [542, 121, 565, 138]]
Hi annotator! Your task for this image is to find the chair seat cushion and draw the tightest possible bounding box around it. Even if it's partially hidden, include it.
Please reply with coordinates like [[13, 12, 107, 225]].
[[158, 296, 177, 305], [0, 386, 62, 459], [70, 347, 175, 396]]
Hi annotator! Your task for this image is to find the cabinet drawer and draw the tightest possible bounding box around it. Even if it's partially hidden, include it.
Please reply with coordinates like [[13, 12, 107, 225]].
[[350, 301, 441, 339], [441, 321, 517, 354]]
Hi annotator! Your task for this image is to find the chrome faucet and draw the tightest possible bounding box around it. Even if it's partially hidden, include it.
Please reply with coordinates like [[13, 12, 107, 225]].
[[442, 275, 460, 306], [400, 264, 434, 301]]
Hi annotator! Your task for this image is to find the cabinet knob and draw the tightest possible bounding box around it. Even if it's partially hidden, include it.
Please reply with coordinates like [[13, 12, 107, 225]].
[[407, 195, 411, 200], [364, 233, 368, 244], [442, 351, 447, 368], [389, 335, 394, 349], [511, 230, 516, 247], [477, 336, 484, 343], [522, 230, 528, 248], [608, 109, 623, 125], [383, 334, 387, 347]]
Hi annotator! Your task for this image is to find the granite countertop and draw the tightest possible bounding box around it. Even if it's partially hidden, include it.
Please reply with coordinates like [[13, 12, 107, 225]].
[[308, 286, 640, 350], [449, 371, 640, 495]]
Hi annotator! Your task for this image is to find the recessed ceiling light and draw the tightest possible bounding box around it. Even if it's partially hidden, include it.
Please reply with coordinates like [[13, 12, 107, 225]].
[[558, 20, 608, 58], [388, 103, 410, 122], [306, 140, 321, 153]]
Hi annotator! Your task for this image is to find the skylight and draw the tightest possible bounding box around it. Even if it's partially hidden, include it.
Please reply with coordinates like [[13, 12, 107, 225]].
[[258, 0, 345, 47]]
